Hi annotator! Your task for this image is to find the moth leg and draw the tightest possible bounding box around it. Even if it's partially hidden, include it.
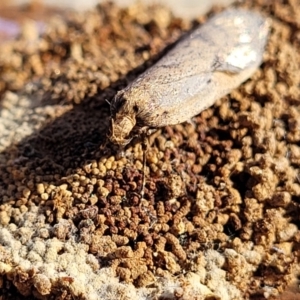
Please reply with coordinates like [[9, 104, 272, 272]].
[[186, 118, 197, 129], [138, 133, 158, 229], [140, 134, 149, 200], [99, 140, 108, 151], [138, 127, 157, 199], [146, 128, 157, 136], [116, 148, 126, 160]]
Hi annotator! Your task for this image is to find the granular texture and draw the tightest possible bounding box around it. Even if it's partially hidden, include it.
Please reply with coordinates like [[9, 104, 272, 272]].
[[0, 1, 300, 299]]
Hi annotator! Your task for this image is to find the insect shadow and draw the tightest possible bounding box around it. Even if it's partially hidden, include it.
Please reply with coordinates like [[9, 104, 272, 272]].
[[0, 38, 183, 205]]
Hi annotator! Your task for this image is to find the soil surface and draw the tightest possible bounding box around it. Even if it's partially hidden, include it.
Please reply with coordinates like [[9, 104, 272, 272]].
[[0, 0, 300, 299]]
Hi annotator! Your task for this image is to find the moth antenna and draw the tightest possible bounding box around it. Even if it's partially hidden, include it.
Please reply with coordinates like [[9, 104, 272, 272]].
[[105, 99, 111, 106]]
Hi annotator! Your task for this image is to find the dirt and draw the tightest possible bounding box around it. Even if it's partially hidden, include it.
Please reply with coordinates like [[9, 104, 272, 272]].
[[0, 0, 300, 299]]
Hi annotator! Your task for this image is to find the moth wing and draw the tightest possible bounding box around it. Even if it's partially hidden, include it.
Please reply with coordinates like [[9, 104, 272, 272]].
[[193, 9, 269, 72], [146, 9, 268, 86], [125, 9, 269, 126]]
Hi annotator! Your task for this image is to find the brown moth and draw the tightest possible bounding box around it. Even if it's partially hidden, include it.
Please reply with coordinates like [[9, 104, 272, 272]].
[[108, 8, 270, 147]]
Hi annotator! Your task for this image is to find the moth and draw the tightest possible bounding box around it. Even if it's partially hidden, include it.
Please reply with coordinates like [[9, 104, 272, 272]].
[[108, 8, 270, 147]]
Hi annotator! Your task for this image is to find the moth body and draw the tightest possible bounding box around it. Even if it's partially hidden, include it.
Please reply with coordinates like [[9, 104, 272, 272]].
[[109, 8, 270, 146]]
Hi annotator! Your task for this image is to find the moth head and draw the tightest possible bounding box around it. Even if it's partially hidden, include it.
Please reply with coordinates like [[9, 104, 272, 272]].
[[108, 90, 140, 146], [109, 115, 136, 147]]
